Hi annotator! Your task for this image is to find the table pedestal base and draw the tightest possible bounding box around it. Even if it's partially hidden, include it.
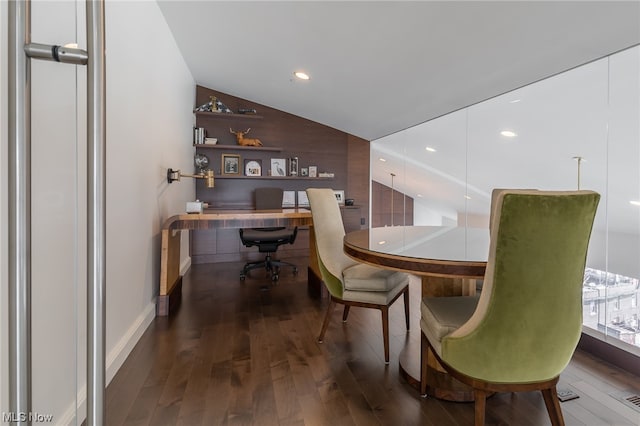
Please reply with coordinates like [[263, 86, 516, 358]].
[[399, 338, 475, 402], [398, 275, 479, 402], [424, 346, 475, 401]]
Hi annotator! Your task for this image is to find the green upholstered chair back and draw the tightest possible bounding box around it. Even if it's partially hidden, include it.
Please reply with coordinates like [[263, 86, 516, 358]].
[[443, 190, 600, 383], [306, 188, 358, 298]]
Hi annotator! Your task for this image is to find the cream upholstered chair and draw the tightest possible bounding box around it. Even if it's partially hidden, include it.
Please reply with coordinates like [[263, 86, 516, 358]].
[[420, 189, 600, 426], [306, 188, 410, 364]]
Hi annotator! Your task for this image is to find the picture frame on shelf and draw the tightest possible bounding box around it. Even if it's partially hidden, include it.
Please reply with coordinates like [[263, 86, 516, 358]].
[[244, 159, 262, 177], [308, 166, 318, 178], [300, 167, 308, 177], [270, 158, 287, 176], [222, 154, 241, 175], [333, 190, 345, 205], [289, 157, 298, 176]]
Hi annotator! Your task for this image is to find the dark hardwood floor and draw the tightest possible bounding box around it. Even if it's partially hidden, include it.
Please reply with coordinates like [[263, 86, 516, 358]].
[[106, 257, 640, 426]]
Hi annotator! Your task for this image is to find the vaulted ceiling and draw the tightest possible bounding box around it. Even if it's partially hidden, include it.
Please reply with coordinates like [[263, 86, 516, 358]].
[[159, 1, 640, 142]]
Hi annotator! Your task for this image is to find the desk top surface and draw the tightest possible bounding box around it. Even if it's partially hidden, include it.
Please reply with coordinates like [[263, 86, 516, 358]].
[[343, 226, 489, 278], [163, 208, 312, 230]]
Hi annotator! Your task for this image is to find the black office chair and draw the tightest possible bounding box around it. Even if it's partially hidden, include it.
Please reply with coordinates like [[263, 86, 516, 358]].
[[239, 188, 298, 282]]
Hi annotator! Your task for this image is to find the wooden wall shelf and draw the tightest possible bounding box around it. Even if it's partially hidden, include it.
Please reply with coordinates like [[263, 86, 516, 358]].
[[191, 85, 369, 235], [216, 176, 333, 181], [195, 144, 282, 152], [194, 111, 263, 120]]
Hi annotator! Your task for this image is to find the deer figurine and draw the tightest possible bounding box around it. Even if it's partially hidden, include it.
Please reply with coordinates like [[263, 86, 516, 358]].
[[230, 128, 262, 147]]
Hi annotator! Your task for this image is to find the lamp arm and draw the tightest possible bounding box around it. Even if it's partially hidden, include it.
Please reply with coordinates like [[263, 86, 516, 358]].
[[167, 168, 215, 188], [179, 172, 206, 179]]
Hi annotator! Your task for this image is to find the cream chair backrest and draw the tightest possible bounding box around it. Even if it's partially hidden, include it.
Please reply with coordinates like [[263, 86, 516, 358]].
[[306, 189, 358, 288]]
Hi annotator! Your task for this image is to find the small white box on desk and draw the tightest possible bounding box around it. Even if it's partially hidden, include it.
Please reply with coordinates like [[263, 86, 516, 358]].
[[186, 201, 203, 214]]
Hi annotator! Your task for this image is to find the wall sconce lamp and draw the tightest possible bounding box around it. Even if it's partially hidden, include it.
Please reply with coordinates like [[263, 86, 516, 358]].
[[167, 168, 215, 188]]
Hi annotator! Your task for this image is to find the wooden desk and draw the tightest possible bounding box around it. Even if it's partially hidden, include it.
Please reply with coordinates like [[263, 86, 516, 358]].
[[159, 208, 313, 316], [343, 226, 489, 400]]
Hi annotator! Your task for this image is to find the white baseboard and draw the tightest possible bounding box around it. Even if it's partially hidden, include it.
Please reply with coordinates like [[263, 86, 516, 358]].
[[106, 301, 156, 383], [57, 301, 156, 426]]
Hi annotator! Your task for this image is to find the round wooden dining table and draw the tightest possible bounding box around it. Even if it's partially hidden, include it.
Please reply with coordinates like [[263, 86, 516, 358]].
[[343, 225, 490, 401]]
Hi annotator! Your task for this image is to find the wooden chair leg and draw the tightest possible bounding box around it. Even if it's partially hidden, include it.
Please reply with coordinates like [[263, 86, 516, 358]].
[[318, 298, 336, 343], [420, 332, 429, 396], [381, 306, 390, 364], [541, 386, 565, 426], [474, 389, 487, 426], [342, 305, 350, 322], [403, 286, 410, 331]]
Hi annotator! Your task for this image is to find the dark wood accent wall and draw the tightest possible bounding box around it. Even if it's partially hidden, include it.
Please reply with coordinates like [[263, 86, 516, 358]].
[[371, 180, 414, 227], [190, 86, 370, 263], [194, 86, 368, 208], [347, 135, 370, 228]]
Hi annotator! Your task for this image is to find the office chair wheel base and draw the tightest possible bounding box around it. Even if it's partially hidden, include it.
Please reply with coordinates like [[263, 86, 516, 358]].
[[271, 274, 279, 282]]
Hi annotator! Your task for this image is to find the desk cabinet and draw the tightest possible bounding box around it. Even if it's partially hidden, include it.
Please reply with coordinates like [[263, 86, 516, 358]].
[[190, 207, 362, 264], [190, 227, 310, 264], [341, 205, 364, 233]]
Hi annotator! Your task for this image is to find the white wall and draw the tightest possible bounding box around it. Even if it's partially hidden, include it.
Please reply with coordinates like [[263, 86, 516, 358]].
[[1, 1, 195, 424]]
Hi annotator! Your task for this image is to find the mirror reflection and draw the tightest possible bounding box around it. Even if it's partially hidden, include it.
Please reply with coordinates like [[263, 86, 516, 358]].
[[371, 45, 640, 352]]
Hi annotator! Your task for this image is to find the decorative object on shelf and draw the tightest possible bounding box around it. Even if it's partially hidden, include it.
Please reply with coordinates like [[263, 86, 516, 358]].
[[289, 157, 298, 176], [270, 158, 287, 176], [210, 96, 219, 112], [204, 137, 217, 145], [186, 200, 204, 214], [300, 167, 308, 177], [237, 108, 257, 114], [222, 154, 241, 175], [230, 128, 262, 146], [319, 172, 335, 178], [333, 190, 345, 205], [244, 159, 262, 177], [167, 168, 215, 188], [345, 198, 355, 206], [193, 127, 206, 144], [194, 95, 233, 113], [194, 153, 210, 173], [308, 166, 318, 178], [283, 190, 296, 207]]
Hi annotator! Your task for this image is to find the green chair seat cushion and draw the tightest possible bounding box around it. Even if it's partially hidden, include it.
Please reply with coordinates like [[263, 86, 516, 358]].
[[343, 263, 408, 292], [420, 296, 479, 356]]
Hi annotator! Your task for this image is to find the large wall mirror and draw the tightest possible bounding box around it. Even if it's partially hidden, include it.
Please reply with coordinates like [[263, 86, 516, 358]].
[[371, 45, 640, 355]]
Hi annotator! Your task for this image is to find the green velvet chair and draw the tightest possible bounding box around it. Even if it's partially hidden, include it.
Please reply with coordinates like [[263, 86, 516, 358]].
[[306, 188, 410, 364], [420, 189, 600, 425]]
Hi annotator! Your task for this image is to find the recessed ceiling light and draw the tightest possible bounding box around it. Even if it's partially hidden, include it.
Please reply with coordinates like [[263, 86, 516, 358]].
[[509, 99, 521, 104], [630, 201, 640, 206], [378, 240, 386, 245], [379, 158, 386, 162], [293, 71, 310, 80], [425, 146, 437, 152], [501, 130, 517, 138], [464, 195, 472, 200], [417, 194, 423, 197]]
